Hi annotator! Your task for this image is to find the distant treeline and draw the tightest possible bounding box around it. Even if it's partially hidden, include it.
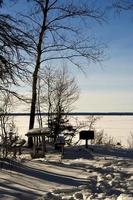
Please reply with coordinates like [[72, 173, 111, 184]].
[[0, 112, 133, 116]]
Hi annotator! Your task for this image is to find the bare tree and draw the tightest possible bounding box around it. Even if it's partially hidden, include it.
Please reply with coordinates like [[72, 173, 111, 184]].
[[0, 3, 32, 97], [0, 92, 26, 158], [0, 93, 12, 140], [0, 1, 107, 148], [22, 0, 105, 135], [37, 66, 79, 143], [0, 92, 16, 157]]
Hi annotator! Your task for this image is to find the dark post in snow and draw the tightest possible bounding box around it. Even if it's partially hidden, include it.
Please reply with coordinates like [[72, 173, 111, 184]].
[[79, 130, 94, 148]]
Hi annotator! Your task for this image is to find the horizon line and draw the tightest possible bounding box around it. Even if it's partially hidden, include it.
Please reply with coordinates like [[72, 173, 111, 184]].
[[0, 112, 133, 116]]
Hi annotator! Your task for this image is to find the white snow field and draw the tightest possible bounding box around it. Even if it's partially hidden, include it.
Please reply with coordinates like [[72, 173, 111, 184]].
[[0, 145, 133, 200]]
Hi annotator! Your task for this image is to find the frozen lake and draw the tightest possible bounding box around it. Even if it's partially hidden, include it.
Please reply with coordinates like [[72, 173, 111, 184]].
[[11, 115, 133, 147]]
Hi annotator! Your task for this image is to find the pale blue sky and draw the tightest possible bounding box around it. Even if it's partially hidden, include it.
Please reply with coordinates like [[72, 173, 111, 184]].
[[74, 6, 133, 112], [2, 0, 133, 112]]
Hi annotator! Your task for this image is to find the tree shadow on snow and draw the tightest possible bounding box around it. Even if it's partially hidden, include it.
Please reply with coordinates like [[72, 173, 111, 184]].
[[0, 179, 42, 200], [0, 158, 88, 188]]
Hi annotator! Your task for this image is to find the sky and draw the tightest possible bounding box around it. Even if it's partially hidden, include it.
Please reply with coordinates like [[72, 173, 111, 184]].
[[74, 6, 133, 112], [1, 0, 133, 113]]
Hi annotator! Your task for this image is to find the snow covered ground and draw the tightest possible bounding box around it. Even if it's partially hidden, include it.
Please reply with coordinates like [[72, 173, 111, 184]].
[[0, 145, 133, 200]]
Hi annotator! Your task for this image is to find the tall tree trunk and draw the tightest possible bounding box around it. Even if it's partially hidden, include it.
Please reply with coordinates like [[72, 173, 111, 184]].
[[29, 72, 38, 130], [37, 77, 43, 128], [28, 0, 49, 147]]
